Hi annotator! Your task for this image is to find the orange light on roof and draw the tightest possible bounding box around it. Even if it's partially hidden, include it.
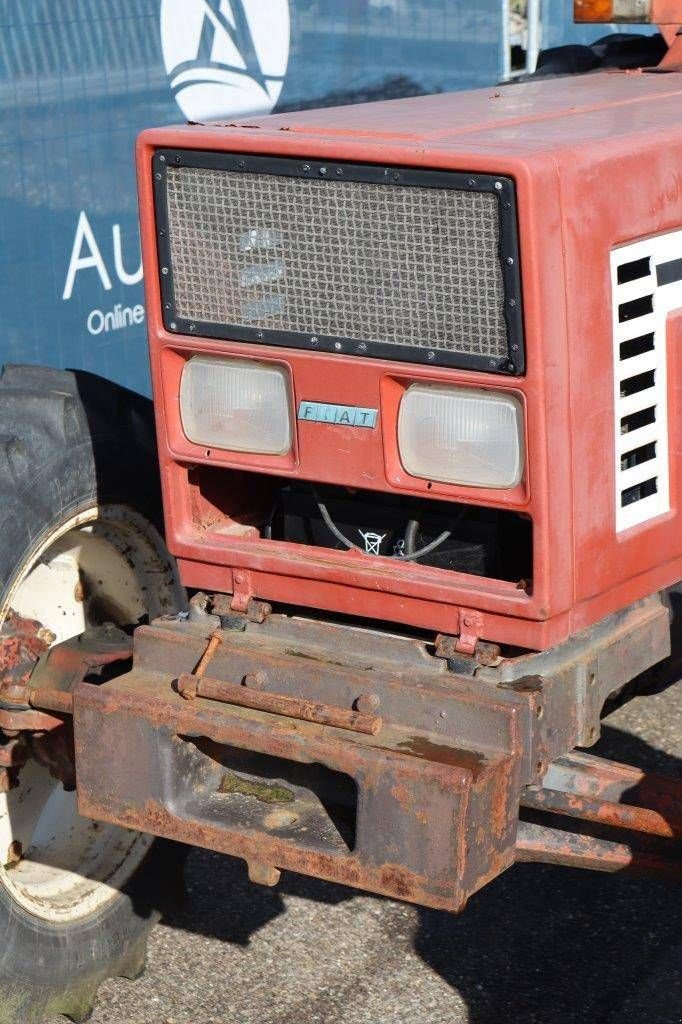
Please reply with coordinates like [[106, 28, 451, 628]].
[[574, 0, 652, 21]]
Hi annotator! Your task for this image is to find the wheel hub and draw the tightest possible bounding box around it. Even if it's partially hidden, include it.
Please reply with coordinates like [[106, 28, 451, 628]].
[[0, 504, 184, 923]]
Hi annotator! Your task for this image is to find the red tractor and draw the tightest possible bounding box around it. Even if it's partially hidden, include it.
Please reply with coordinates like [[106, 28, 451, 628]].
[[0, 2, 680, 1020]]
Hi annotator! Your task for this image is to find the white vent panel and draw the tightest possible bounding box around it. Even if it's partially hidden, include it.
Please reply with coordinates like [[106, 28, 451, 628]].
[[611, 231, 682, 533]]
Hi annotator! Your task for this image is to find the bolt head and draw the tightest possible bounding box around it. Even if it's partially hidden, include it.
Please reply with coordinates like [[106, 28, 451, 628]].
[[355, 692, 380, 714], [243, 671, 267, 690]]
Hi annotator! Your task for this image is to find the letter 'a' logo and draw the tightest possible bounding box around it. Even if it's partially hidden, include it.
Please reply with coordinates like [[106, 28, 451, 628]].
[[160, 0, 291, 122]]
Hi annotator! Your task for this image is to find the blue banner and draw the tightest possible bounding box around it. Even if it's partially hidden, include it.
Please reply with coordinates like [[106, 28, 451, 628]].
[[0, 1, 505, 394]]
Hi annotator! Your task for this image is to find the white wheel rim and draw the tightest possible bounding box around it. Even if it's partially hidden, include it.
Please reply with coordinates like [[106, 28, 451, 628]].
[[0, 505, 183, 923]]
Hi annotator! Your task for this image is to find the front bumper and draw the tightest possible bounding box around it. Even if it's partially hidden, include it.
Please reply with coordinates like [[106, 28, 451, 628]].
[[64, 597, 673, 911]]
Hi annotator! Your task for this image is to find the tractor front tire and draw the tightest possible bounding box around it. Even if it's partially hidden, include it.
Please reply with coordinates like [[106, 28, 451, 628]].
[[0, 365, 186, 1024]]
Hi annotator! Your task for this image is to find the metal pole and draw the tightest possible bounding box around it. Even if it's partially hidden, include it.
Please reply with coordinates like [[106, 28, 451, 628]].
[[526, 0, 541, 74], [501, 0, 512, 80]]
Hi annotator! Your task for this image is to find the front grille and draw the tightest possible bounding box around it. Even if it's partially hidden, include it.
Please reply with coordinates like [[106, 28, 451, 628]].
[[154, 151, 524, 373]]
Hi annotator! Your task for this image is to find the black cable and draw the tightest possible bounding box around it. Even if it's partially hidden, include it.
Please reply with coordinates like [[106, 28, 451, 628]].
[[401, 528, 452, 562], [313, 488, 365, 552], [262, 496, 281, 540], [404, 519, 420, 556], [401, 507, 467, 562], [313, 486, 464, 563]]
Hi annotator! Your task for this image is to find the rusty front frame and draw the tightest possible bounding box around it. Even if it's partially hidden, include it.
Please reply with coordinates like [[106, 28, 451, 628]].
[[71, 615, 527, 912], [75, 681, 519, 910], [39, 593, 673, 910]]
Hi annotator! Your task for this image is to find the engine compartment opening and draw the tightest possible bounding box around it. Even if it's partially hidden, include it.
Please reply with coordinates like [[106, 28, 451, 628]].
[[186, 466, 533, 587]]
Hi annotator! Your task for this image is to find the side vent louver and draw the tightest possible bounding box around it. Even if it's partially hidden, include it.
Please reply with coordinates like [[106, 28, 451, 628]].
[[611, 232, 682, 533]]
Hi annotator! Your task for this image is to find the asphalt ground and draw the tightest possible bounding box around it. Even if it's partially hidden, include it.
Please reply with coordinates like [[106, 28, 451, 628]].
[[50, 677, 682, 1024]]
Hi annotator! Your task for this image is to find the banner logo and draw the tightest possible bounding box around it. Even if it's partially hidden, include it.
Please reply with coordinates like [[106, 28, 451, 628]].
[[160, 0, 291, 122]]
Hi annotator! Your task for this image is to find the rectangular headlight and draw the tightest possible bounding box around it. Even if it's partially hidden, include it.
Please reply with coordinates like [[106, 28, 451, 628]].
[[180, 356, 292, 455], [398, 384, 524, 488]]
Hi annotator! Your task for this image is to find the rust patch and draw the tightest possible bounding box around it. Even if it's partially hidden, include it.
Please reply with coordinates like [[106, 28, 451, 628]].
[[4, 840, 22, 869], [397, 736, 488, 778], [391, 782, 412, 810], [498, 674, 544, 694], [263, 808, 300, 830], [379, 864, 416, 899]]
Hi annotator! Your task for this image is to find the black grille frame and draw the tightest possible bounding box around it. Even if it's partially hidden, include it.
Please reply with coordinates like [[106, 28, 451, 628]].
[[153, 149, 525, 375]]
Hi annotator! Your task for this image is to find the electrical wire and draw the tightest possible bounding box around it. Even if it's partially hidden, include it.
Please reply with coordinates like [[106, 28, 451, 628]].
[[400, 524, 452, 562], [404, 519, 420, 556], [313, 487, 462, 562], [313, 489, 365, 552]]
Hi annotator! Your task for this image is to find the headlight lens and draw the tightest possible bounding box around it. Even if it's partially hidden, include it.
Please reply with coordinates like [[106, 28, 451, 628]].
[[180, 356, 292, 455], [397, 384, 524, 488]]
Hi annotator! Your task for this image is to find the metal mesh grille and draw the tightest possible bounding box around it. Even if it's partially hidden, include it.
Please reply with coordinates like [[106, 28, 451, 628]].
[[165, 165, 508, 360]]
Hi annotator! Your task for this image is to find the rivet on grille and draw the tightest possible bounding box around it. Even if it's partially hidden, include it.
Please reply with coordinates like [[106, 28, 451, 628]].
[[358, 343, 367, 353], [174, 155, 181, 164], [319, 167, 328, 176], [154, 172, 162, 181], [302, 164, 311, 172], [334, 341, 342, 351], [257, 331, 264, 339], [495, 181, 503, 191], [336, 168, 343, 176], [393, 173, 400, 181], [189, 324, 196, 332], [506, 256, 514, 265], [509, 299, 517, 307], [238, 160, 245, 169], [427, 352, 435, 361], [159, 155, 166, 163], [468, 178, 476, 186], [310, 335, 318, 346], [170, 322, 177, 330], [161, 266, 169, 275]]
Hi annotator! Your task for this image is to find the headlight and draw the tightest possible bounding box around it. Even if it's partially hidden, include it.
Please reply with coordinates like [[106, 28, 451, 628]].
[[397, 384, 524, 488], [180, 356, 292, 455]]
